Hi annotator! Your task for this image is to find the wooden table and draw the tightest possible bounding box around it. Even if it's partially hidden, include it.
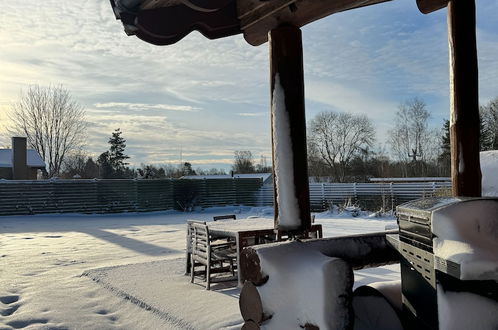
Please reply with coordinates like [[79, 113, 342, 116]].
[[186, 218, 322, 286]]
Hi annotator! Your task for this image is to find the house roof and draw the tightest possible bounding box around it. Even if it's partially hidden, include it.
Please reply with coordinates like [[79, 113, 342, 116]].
[[110, 0, 391, 46], [0, 149, 46, 168]]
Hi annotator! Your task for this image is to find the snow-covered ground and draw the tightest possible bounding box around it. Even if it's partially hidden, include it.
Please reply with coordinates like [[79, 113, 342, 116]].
[[0, 206, 398, 329]]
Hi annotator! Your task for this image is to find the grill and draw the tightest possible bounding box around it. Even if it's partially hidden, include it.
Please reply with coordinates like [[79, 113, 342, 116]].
[[391, 197, 498, 329]]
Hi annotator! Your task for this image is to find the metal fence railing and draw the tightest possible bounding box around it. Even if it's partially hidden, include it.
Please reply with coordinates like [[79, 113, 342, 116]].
[[0, 179, 451, 216], [260, 181, 452, 211]]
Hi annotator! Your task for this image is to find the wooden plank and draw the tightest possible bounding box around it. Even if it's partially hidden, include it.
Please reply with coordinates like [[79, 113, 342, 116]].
[[447, 0, 481, 197], [270, 25, 311, 232]]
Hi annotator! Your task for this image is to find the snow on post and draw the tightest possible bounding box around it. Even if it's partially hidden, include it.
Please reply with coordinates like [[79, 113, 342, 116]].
[[271, 74, 301, 230], [269, 25, 311, 232]]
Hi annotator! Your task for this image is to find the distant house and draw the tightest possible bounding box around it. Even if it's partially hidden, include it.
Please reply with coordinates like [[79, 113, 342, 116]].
[[0, 137, 46, 180], [181, 173, 273, 185]]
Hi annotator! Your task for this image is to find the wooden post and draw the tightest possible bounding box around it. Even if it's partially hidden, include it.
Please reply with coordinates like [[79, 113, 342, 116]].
[[269, 25, 311, 232], [447, 0, 481, 197]]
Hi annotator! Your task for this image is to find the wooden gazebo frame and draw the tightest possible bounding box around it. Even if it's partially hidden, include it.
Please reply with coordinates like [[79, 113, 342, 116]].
[[111, 0, 482, 233], [111, 0, 483, 327]]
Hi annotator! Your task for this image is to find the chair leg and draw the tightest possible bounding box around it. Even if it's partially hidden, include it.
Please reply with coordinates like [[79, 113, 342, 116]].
[[206, 262, 211, 290], [190, 256, 194, 284]]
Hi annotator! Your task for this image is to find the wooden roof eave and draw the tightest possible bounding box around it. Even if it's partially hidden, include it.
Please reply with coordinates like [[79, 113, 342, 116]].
[[110, 0, 242, 46], [110, 0, 394, 46]]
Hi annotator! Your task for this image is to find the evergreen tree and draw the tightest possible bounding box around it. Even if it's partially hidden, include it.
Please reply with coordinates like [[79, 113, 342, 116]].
[[181, 162, 196, 176], [97, 151, 113, 178], [108, 128, 130, 171], [441, 120, 450, 158], [83, 157, 99, 178]]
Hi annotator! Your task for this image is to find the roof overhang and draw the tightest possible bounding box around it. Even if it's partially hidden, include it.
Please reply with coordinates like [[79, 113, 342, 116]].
[[110, 0, 241, 45], [110, 0, 393, 46]]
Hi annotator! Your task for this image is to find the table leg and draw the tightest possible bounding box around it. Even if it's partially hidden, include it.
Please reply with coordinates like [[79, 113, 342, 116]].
[[236, 233, 242, 287]]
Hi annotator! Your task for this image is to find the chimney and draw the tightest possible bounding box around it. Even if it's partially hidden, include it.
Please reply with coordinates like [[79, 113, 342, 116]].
[[12, 137, 28, 180]]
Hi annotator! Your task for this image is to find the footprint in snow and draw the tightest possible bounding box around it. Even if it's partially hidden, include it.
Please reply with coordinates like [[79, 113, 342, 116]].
[[6, 318, 49, 329], [96, 309, 109, 315], [0, 295, 20, 305], [0, 303, 20, 316]]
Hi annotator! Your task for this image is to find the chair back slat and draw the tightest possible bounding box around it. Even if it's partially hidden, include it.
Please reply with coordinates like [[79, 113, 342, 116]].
[[186, 220, 206, 252], [213, 214, 236, 221], [191, 223, 210, 265]]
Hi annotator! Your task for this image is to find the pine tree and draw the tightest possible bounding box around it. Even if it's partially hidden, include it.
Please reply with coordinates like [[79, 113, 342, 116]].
[[441, 120, 450, 158], [97, 151, 113, 178], [108, 128, 130, 172]]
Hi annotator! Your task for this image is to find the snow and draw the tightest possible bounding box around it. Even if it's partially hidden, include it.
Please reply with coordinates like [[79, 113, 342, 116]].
[[437, 285, 498, 330], [0, 149, 46, 168], [0, 206, 397, 329], [352, 281, 403, 330], [481, 150, 498, 196], [271, 74, 301, 230], [432, 199, 498, 281], [257, 244, 352, 329]]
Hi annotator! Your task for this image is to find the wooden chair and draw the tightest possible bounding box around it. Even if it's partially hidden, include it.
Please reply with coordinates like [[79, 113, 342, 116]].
[[190, 223, 237, 290], [308, 224, 323, 239], [185, 220, 207, 275], [213, 214, 236, 221]]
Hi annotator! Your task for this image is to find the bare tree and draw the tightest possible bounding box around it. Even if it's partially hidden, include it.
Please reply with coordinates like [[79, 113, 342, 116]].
[[232, 150, 255, 173], [308, 111, 375, 182], [61, 151, 88, 179], [388, 98, 440, 176], [7, 85, 86, 178]]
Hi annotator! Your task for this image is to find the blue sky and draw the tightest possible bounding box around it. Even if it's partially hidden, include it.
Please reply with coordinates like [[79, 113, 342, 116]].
[[0, 0, 497, 170]]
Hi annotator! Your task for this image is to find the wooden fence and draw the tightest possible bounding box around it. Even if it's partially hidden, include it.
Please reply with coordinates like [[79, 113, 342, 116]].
[[0, 179, 451, 216], [0, 178, 262, 216]]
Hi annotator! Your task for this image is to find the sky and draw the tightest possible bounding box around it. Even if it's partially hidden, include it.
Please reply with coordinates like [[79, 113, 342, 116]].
[[0, 0, 497, 171]]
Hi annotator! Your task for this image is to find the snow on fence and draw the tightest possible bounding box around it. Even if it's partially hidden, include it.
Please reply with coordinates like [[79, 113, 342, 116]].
[[0, 179, 451, 216]]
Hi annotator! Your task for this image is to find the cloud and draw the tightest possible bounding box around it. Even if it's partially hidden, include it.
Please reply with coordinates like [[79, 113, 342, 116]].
[[94, 102, 200, 112], [0, 0, 497, 169], [237, 112, 266, 117]]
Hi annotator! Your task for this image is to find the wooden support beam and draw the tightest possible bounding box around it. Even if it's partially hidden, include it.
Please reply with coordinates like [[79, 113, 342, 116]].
[[416, 0, 449, 14], [447, 0, 481, 197], [269, 25, 311, 232], [238, 0, 391, 45]]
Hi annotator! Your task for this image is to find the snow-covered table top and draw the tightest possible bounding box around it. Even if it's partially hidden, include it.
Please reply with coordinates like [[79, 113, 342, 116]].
[[207, 218, 275, 235]]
